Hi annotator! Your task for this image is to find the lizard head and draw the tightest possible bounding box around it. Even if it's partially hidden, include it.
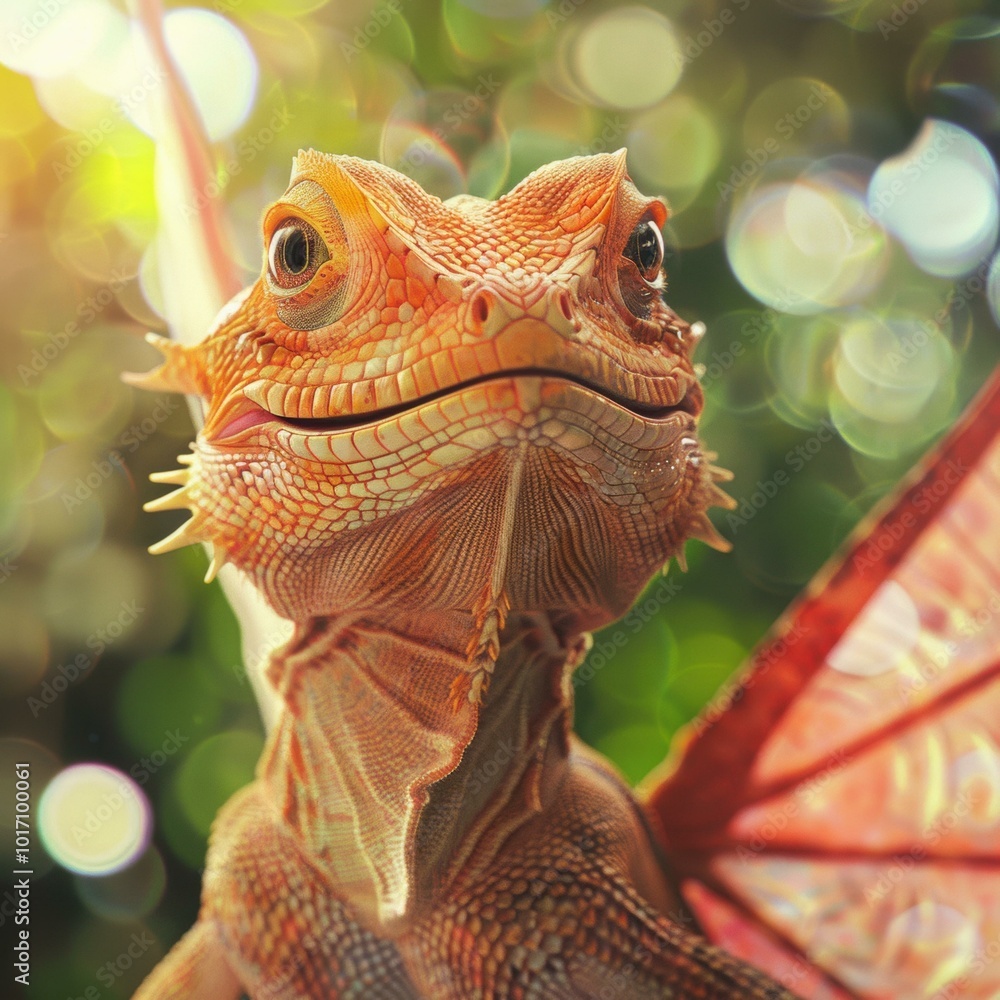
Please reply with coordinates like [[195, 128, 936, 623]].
[[133, 149, 732, 628]]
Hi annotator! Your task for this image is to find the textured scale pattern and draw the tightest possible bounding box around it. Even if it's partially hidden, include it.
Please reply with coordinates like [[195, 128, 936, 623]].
[[130, 3, 1000, 992], [407, 747, 794, 1000], [131, 141, 787, 998]]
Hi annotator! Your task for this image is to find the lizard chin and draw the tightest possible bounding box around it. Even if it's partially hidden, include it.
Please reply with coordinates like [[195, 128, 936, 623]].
[[174, 374, 731, 625]]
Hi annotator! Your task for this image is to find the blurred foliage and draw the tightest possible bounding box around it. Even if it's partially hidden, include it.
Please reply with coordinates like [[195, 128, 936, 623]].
[[0, 0, 998, 995]]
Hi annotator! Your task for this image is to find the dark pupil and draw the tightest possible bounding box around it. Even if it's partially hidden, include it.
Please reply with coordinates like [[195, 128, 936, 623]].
[[628, 222, 660, 273], [282, 228, 310, 274]]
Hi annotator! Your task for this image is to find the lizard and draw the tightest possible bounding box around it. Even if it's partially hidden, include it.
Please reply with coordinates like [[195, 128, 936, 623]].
[[129, 147, 799, 999]]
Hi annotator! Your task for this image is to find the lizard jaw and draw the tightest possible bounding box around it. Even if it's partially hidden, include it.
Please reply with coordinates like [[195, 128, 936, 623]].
[[212, 369, 698, 444]]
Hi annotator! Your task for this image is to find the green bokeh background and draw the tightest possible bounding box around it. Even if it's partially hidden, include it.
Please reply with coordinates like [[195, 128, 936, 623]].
[[0, 0, 998, 995]]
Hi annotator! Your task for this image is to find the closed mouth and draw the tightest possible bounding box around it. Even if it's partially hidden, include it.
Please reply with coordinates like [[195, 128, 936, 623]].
[[280, 369, 693, 431], [216, 369, 695, 440]]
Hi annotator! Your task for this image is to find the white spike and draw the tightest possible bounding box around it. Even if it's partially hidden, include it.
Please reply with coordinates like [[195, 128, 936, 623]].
[[148, 518, 202, 556], [675, 546, 688, 573], [145, 331, 172, 353], [143, 486, 191, 513], [689, 514, 731, 554], [707, 482, 737, 511], [204, 546, 226, 584], [149, 468, 190, 485]]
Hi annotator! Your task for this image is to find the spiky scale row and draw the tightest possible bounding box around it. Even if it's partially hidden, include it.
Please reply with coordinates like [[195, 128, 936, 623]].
[[143, 455, 226, 582], [126, 332, 221, 583], [123, 333, 204, 396]]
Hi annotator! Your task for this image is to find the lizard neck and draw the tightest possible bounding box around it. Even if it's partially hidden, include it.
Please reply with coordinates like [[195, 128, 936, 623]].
[[257, 607, 583, 933]]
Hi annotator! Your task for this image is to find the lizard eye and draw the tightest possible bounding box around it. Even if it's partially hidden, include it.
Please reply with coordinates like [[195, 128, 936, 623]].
[[622, 218, 663, 282], [268, 219, 329, 290]]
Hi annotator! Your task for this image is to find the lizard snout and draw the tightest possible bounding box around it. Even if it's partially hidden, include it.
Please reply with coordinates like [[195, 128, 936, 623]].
[[463, 275, 583, 341]]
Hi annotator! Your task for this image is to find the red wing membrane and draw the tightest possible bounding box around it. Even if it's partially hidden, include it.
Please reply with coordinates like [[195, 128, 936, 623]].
[[645, 367, 1000, 999]]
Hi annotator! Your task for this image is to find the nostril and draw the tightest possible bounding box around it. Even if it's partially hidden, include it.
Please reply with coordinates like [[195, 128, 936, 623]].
[[556, 289, 573, 323], [470, 289, 492, 328]]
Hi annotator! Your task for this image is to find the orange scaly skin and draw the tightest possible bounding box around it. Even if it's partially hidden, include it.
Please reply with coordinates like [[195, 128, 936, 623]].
[[131, 150, 796, 998]]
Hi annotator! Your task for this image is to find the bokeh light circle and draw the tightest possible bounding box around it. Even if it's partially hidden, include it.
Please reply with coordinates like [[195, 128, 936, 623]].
[[127, 9, 258, 142], [766, 312, 842, 427], [39, 764, 151, 876], [775, 0, 867, 14], [830, 311, 957, 459], [885, 903, 981, 995], [726, 178, 888, 314], [988, 250, 1000, 329], [836, 312, 953, 421], [868, 119, 998, 278], [382, 120, 464, 199], [174, 731, 263, 837], [571, 7, 683, 110], [457, 0, 546, 13], [908, 19, 1000, 134], [628, 96, 720, 213], [827, 581, 919, 676], [381, 86, 510, 201], [743, 77, 850, 156], [0, 0, 118, 80], [74, 846, 166, 921]]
